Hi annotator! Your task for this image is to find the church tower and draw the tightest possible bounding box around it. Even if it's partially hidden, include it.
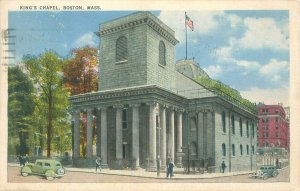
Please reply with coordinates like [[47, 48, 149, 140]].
[[98, 12, 179, 91]]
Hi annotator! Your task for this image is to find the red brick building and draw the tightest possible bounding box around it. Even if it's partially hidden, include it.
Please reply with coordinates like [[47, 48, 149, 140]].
[[257, 104, 289, 150]]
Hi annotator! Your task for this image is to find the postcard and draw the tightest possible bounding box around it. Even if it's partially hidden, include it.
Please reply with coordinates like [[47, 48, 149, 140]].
[[0, 0, 299, 191]]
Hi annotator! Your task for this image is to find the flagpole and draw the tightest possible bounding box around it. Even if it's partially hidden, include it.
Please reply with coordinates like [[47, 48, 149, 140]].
[[185, 12, 187, 60]]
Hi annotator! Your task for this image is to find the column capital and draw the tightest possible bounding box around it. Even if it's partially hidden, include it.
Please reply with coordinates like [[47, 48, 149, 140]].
[[146, 101, 157, 107], [84, 108, 94, 113], [159, 103, 169, 109], [130, 103, 141, 108], [113, 103, 124, 109], [97, 106, 107, 111]]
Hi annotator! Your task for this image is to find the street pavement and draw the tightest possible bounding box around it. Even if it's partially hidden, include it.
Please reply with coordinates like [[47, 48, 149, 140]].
[[8, 162, 286, 180]]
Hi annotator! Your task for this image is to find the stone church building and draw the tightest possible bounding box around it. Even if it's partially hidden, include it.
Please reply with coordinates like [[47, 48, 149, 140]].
[[70, 12, 257, 172]]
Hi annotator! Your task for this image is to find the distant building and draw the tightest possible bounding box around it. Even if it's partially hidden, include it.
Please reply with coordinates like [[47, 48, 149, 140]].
[[257, 103, 289, 153]]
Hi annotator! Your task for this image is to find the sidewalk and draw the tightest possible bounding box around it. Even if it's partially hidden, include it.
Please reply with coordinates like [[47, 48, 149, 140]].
[[8, 163, 252, 179]]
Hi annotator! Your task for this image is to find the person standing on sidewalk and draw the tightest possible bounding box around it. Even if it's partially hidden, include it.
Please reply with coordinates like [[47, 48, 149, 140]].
[[221, 161, 226, 173], [95, 157, 101, 172], [166, 159, 175, 178]]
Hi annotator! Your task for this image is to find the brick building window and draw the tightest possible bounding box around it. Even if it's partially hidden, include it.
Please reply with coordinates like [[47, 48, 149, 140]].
[[276, 131, 279, 138], [159, 41, 166, 66], [232, 144, 235, 156], [276, 124, 279, 129], [231, 115, 235, 135], [222, 111, 226, 133], [116, 36, 128, 63], [264, 125, 269, 130], [240, 144, 243, 156], [222, 143, 226, 157], [276, 117, 279, 123], [239, 118, 243, 137]]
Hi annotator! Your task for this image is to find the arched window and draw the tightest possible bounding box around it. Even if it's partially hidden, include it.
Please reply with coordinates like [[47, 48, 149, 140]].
[[116, 36, 128, 62], [222, 143, 226, 157], [190, 117, 196, 130], [239, 118, 243, 137], [222, 111, 226, 133], [231, 115, 235, 134], [159, 41, 166, 66]]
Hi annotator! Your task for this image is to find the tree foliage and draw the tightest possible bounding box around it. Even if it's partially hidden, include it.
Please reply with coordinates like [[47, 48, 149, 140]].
[[23, 51, 70, 157], [63, 46, 98, 95], [8, 66, 35, 155], [194, 76, 257, 113]]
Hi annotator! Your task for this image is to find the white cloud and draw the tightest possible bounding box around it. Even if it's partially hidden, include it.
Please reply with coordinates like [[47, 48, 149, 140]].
[[259, 59, 289, 76], [159, 11, 224, 42], [240, 86, 289, 106], [238, 17, 289, 50], [235, 60, 261, 70], [74, 32, 97, 48], [227, 14, 242, 28], [204, 65, 222, 78]]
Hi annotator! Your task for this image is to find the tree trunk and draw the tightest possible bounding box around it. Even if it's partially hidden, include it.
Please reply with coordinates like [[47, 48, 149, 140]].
[[47, 89, 52, 158]]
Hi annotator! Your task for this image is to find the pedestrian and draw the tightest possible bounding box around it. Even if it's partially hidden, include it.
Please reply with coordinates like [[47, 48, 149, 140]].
[[95, 157, 101, 172], [221, 161, 226, 173], [166, 159, 175, 178], [18, 156, 23, 166]]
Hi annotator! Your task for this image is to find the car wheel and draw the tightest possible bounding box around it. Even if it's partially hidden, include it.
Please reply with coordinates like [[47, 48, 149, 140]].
[[272, 171, 278, 177], [263, 173, 268, 180], [57, 168, 65, 176], [21, 172, 28, 177], [45, 170, 55, 181]]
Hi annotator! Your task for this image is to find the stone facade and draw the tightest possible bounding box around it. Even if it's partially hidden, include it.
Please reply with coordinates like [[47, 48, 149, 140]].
[[70, 11, 257, 172]]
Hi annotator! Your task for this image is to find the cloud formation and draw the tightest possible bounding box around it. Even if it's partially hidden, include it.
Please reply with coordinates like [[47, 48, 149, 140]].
[[74, 32, 97, 48]]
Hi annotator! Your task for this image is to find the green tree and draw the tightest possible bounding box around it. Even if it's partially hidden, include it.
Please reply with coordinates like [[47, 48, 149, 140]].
[[8, 66, 35, 155], [23, 51, 70, 157]]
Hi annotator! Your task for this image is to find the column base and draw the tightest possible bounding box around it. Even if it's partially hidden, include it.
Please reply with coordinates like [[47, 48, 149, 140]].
[[114, 159, 123, 170]]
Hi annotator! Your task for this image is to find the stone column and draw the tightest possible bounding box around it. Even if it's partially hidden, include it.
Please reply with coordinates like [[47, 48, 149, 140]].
[[169, 109, 175, 162], [160, 105, 167, 168], [86, 108, 93, 158], [114, 104, 123, 168], [176, 110, 183, 167], [197, 111, 204, 159], [131, 103, 140, 169], [72, 110, 80, 159], [207, 111, 214, 159], [100, 107, 108, 168], [148, 102, 157, 170]]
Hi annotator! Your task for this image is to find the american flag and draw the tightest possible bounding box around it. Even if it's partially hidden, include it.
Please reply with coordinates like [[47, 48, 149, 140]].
[[185, 14, 194, 31]]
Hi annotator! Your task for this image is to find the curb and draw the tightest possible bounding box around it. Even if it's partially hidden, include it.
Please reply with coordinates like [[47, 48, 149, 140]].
[[7, 163, 261, 180]]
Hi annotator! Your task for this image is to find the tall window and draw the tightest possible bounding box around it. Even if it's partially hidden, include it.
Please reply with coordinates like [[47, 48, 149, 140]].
[[232, 144, 235, 156], [251, 124, 255, 138], [240, 144, 243, 156], [222, 143, 226, 157], [231, 115, 235, 134], [246, 121, 249, 138], [239, 118, 243, 137], [122, 109, 128, 129], [159, 41, 166, 66], [116, 36, 128, 62], [251, 145, 255, 155], [246, 145, 249, 155], [222, 111, 226, 133]]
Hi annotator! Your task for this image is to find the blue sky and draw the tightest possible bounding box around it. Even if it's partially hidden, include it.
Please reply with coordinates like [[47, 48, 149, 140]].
[[8, 10, 289, 106]]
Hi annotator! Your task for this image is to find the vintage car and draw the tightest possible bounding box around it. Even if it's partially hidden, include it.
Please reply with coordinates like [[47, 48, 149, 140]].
[[21, 159, 66, 180], [249, 165, 278, 179]]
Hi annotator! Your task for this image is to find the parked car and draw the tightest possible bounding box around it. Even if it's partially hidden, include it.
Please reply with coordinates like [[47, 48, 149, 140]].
[[249, 165, 279, 179], [21, 159, 66, 180]]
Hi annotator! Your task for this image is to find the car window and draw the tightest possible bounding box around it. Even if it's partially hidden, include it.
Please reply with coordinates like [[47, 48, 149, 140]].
[[45, 163, 51, 167], [37, 162, 42, 166], [56, 163, 61, 166]]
